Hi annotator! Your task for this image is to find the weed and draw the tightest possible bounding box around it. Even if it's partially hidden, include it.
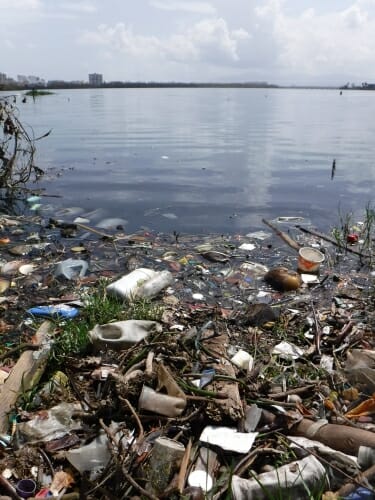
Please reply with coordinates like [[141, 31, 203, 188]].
[[17, 374, 40, 411], [331, 202, 375, 265], [331, 204, 353, 254], [49, 282, 163, 366], [124, 296, 163, 322]]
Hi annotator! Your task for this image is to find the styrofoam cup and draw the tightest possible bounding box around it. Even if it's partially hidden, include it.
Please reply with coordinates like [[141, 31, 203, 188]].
[[297, 247, 325, 274]]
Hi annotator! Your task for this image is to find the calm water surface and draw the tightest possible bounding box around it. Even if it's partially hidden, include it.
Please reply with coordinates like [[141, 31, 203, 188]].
[[5, 88, 375, 234]]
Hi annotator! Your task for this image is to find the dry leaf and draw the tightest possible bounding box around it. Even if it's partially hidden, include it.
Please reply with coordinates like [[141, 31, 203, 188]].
[[324, 399, 336, 411], [50, 470, 74, 495], [345, 395, 375, 418]]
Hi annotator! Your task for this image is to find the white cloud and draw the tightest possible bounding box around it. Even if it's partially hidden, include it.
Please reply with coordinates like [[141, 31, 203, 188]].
[[149, 0, 216, 15], [341, 4, 368, 28], [80, 17, 249, 65], [0, 0, 40, 7], [253, 0, 375, 82], [59, 1, 97, 13]]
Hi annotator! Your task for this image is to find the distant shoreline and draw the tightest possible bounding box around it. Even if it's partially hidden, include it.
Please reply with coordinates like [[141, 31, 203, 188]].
[[0, 82, 346, 91]]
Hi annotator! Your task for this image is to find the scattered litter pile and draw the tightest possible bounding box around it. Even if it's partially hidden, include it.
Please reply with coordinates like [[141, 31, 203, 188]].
[[0, 210, 375, 499]]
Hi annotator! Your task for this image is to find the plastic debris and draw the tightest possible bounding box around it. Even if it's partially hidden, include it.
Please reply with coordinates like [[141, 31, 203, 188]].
[[53, 258, 89, 280], [272, 341, 304, 360], [199, 426, 258, 454], [27, 304, 79, 319], [89, 320, 162, 350], [231, 455, 327, 499]]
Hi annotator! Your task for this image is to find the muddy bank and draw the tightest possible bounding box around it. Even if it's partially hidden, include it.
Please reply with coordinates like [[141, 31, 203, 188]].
[[0, 211, 375, 499]]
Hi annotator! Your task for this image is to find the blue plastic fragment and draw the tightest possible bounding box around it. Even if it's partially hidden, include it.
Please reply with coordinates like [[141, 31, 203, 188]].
[[27, 304, 79, 319], [199, 368, 215, 388], [344, 487, 375, 499]]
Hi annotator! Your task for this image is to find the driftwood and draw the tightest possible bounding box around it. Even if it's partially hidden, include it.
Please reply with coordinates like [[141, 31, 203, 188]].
[[0, 321, 53, 434], [262, 219, 301, 252], [201, 333, 243, 421]]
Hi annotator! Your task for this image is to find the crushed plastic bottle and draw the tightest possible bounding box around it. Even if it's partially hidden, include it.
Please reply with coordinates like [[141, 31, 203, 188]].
[[54, 258, 89, 280], [344, 487, 375, 500], [27, 304, 79, 319], [88, 320, 162, 350]]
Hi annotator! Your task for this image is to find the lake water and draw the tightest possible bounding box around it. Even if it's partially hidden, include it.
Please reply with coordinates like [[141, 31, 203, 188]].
[[4, 88, 375, 234]]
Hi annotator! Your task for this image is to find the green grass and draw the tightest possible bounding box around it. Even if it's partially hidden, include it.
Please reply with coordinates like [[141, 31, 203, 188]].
[[25, 89, 54, 96], [331, 202, 375, 264], [48, 280, 163, 366]]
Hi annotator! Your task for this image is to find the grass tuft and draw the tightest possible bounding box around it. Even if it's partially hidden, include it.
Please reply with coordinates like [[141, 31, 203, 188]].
[[49, 279, 163, 365]]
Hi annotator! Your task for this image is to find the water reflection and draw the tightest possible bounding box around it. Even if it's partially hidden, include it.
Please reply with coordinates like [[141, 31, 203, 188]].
[[2, 88, 374, 234]]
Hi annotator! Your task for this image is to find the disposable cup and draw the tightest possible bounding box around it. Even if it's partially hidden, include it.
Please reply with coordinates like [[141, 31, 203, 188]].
[[138, 386, 185, 417], [297, 247, 325, 274], [16, 479, 36, 499]]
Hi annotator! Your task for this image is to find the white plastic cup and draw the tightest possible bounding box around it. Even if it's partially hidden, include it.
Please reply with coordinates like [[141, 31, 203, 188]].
[[138, 385, 186, 417], [297, 247, 325, 274], [230, 350, 254, 371]]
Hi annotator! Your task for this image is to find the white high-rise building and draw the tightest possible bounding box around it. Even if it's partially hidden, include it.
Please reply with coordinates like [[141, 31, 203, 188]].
[[88, 73, 103, 86]]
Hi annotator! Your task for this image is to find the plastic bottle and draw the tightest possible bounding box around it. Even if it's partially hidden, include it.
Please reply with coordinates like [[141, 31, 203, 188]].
[[137, 269, 173, 297], [89, 320, 162, 350], [54, 258, 88, 280], [231, 455, 328, 500], [106, 268, 173, 300]]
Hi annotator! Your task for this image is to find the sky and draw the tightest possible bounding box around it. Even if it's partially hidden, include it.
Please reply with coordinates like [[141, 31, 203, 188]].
[[1, 0, 375, 86]]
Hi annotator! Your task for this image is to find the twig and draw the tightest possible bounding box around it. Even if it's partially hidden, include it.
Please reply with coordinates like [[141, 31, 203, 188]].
[[267, 384, 315, 400], [311, 300, 321, 355], [121, 467, 159, 500], [0, 474, 21, 499], [332, 320, 355, 346], [0, 343, 38, 361], [296, 225, 371, 258], [262, 218, 301, 252], [75, 222, 113, 239], [234, 447, 283, 477], [119, 396, 144, 440], [178, 438, 192, 493], [247, 398, 297, 408], [38, 447, 55, 476], [335, 463, 375, 497], [145, 351, 154, 378]]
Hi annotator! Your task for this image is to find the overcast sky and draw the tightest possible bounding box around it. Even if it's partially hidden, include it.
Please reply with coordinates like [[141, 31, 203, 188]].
[[1, 0, 375, 85]]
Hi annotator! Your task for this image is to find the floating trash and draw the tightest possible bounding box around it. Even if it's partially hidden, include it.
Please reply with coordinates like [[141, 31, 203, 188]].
[[162, 213, 178, 220], [96, 218, 128, 229]]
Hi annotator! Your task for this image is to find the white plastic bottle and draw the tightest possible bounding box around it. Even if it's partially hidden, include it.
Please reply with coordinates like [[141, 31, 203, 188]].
[[106, 268, 157, 299], [137, 270, 173, 298], [106, 268, 173, 300]]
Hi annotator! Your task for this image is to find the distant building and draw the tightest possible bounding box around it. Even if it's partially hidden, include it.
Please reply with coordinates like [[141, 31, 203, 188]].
[[88, 73, 103, 86], [0, 73, 7, 84], [17, 74, 45, 86], [17, 75, 28, 83]]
